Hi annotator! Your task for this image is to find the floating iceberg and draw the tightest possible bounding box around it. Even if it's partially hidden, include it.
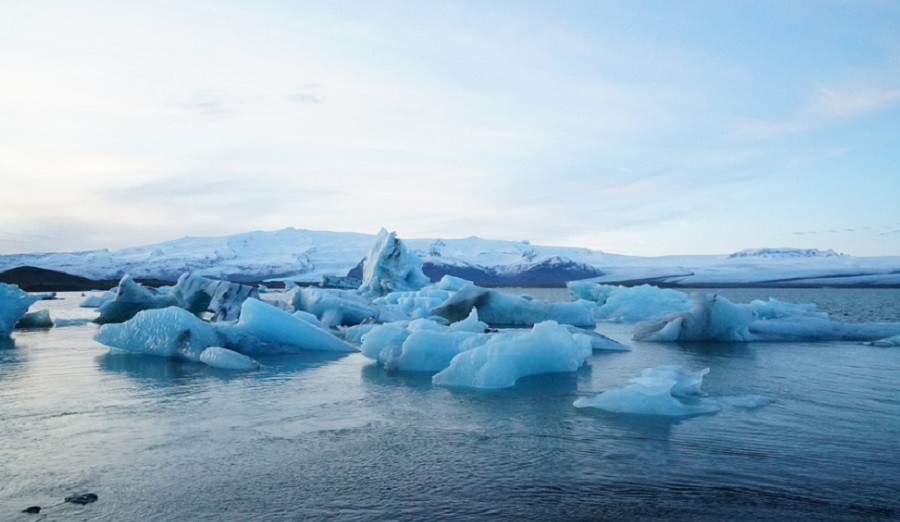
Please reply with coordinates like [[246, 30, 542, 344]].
[[94, 299, 356, 360], [170, 272, 258, 321], [431, 284, 596, 328], [16, 309, 53, 329], [0, 283, 40, 336], [220, 298, 357, 354], [95, 306, 220, 361], [96, 275, 176, 324], [573, 365, 766, 417], [568, 282, 691, 323], [432, 320, 592, 389], [80, 289, 116, 308], [358, 228, 430, 297], [360, 309, 489, 372], [634, 293, 755, 342], [283, 287, 377, 327]]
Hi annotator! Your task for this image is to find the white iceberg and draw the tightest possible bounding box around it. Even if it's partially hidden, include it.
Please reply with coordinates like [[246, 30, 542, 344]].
[[220, 298, 357, 354], [80, 289, 116, 308], [432, 320, 592, 389]]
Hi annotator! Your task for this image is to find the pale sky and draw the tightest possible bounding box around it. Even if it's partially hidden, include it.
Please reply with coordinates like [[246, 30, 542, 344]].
[[2, 1, 899, 257]]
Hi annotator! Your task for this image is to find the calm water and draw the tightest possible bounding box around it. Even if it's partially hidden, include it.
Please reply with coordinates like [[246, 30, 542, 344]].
[[1, 289, 899, 521]]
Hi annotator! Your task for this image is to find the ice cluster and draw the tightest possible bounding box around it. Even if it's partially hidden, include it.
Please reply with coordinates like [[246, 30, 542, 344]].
[[358, 228, 430, 297], [574, 365, 770, 416], [94, 298, 355, 369], [634, 292, 900, 342], [431, 283, 596, 328]]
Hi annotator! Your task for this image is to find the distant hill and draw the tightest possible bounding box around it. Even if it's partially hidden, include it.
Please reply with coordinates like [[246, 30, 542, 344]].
[[0, 228, 898, 289], [0, 266, 170, 292]]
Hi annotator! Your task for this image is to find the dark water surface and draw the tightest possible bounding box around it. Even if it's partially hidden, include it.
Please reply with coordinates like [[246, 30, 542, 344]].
[[1, 289, 899, 521]]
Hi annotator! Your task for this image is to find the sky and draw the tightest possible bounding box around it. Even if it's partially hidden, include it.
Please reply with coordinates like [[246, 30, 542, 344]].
[[1, 0, 899, 257]]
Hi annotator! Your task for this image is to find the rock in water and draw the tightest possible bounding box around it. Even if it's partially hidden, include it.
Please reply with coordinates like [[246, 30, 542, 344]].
[[64, 493, 99, 505], [21, 506, 41, 514]]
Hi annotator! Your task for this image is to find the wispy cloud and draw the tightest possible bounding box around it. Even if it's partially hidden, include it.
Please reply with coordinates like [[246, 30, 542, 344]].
[[735, 81, 900, 139]]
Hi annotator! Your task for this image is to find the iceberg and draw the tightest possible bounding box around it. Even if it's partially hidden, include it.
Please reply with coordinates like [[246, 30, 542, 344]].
[[80, 289, 116, 308], [574, 365, 770, 416], [568, 282, 691, 323], [0, 283, 40, 336], [358, 228, 430, 297], [360, 310, 489, 372], [430, 283, 596, 328], [96, 275, 177, 324], [220, 298, 357, 354], [170, 272, 258, 321], [432, 320, 592, 389], [633, 293, 755, 342], [16, 309, 53, 329], [199, 346, 260, 370], [94, 306, 221, 361], [94, 299, 356, 360], [283, 287, 377, 327]]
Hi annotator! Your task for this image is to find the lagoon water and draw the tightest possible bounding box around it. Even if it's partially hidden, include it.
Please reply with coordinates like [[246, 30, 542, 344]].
[[2, 289, 899, 521]]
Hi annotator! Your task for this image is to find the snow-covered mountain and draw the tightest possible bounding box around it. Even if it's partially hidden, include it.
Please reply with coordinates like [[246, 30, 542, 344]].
[[1, 228, 898, 287]]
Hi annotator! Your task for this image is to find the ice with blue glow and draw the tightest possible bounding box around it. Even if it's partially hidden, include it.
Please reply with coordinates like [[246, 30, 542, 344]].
[[568, 281, 691, 322], [95, 306, 220, 360], [0, 283, 40, 336], [94, 299, 356, 360], [360, 309, 488, 372], [222, 298, 357, 354], [574, 365, 770, 416], [432, 320, 592, 389]]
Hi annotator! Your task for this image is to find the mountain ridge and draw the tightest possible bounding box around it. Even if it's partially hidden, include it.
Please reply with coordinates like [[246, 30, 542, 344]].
[[1, 228, 898, 288]]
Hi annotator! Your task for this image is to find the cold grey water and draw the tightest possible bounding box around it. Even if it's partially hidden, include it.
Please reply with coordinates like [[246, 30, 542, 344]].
[[2, 289, 899, 521]]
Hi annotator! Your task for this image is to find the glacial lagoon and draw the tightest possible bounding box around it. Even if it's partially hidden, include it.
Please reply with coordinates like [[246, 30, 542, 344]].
[[1, 288, 899, 521]]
